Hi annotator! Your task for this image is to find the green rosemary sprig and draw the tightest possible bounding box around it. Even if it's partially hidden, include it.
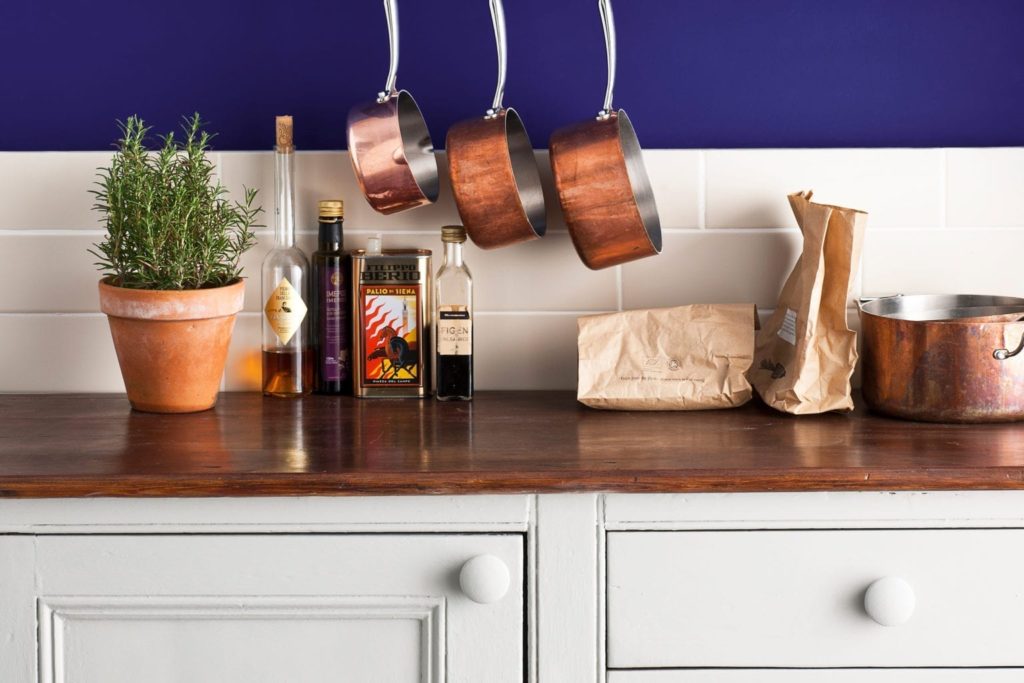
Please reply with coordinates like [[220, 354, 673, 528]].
[[90, 113, 261, 290]]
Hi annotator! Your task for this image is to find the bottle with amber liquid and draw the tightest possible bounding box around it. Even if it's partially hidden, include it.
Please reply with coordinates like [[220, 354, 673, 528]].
[[435, 226, 473, 400], [311, 200, 351, 394], [261, 116, 312, 397]]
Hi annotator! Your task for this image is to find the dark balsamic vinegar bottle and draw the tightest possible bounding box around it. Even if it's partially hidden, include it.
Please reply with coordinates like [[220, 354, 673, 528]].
[[311, 200, 351, 395], [434, 226, 473, 400]]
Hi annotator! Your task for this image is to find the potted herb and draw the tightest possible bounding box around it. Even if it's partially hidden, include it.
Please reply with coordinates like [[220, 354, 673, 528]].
[[91, 114, 260, 413]]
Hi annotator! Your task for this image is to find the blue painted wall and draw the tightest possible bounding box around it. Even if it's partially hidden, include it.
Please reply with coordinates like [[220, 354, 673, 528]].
[[2, 0, 1022, 150]]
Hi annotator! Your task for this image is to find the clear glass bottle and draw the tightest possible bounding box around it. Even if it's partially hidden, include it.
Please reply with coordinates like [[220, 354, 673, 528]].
[[261, 116, 312, 397], [434, 226, 472, 400]]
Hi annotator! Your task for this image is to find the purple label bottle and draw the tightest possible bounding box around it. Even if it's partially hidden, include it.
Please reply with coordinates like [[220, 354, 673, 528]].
[[311, 200, 351, 394]]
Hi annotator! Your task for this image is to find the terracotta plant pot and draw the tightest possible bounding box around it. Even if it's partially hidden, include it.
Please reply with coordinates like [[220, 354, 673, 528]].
[[98, 278, 245, 413]]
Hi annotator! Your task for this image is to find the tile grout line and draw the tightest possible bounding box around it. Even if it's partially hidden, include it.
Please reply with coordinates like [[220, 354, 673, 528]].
[[697, 150, 707, 230], [615, 266, 623, 312], [939, 148, 948, 229]]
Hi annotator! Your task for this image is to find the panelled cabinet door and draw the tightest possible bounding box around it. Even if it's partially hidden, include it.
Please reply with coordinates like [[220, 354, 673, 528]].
[[24, 534, 522, 683]]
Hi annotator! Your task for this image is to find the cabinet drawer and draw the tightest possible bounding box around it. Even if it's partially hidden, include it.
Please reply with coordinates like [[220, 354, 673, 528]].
[[29, 534, 523, 683], [608, 529, 1024, 668], [608, 671, 1023, 683]]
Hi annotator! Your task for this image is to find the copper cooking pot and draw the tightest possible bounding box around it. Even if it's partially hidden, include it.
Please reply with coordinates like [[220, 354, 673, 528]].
[[446, 0, 546, 249], [347, 0, 439, 215], [860, 294, 1024, 423], [549, 0, 661, 271]]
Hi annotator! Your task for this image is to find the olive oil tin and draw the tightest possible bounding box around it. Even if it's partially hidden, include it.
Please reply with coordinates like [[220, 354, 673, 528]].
[[351, 249, 432, 397]]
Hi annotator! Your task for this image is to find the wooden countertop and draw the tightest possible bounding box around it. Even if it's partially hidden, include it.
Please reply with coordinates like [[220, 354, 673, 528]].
[[1, 392, 1024, 497]]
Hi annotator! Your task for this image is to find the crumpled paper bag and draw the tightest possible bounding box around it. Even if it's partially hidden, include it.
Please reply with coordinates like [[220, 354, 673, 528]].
[[751, 190, 867, 414], [577, 303, 758, 410]]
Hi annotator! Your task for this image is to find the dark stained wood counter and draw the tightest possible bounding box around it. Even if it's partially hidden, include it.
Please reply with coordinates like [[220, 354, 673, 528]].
[[1, 392, 1024, 497]]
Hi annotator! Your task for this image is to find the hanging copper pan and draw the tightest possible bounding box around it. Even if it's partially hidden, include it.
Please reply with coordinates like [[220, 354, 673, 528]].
[[446, 0, 546, 249], [347, 0, 439, 215], [549, 0, 661, 270]]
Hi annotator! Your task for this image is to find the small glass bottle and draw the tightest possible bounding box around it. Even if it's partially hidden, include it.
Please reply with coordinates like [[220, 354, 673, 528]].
[[311, 199, 351, 395], [261, 116, 312, 397], [435, 226, 473, 400]]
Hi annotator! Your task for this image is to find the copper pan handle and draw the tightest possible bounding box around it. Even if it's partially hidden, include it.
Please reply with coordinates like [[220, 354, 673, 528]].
[[597, 0, 617, 120], [486, 0, 507, 118], [378, 0, 400, 103], [995, 327, 1024, 360]]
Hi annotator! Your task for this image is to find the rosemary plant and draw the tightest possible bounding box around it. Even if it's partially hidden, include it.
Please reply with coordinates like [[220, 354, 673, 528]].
[[91, 114, 260, 290]]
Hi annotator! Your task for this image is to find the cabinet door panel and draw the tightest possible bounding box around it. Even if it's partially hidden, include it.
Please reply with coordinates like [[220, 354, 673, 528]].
[[31, 534, 522, 683]]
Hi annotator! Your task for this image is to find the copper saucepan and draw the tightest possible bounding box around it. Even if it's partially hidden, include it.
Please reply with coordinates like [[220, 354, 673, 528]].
[[860, 294, 1024, 423], [549, 0, 661, 270], [446, 0, 546, 249], [347, 0, 439, 215]]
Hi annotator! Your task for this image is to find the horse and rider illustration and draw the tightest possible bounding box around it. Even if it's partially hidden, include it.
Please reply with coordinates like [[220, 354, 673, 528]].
[[363, 294, 419, 381], [367, 325, 418, 380]]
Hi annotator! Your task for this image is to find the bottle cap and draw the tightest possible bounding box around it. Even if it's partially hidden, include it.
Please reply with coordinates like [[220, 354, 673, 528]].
[[441, 225, 467, 244], [318, 199, 344, 220]]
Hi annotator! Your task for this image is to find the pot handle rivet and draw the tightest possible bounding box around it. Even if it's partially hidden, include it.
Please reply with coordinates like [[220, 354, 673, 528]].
[[994, 331, 1024, 360]]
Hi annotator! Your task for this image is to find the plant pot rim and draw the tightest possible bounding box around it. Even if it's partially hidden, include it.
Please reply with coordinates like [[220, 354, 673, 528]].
[[98, 277, 245, 321]]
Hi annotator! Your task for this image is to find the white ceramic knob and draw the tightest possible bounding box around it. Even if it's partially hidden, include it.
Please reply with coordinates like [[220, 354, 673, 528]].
[[459, 554, 510, 604], [864, 576, 916, 626]]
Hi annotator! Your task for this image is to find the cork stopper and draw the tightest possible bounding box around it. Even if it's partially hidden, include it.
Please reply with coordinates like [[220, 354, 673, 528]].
[[275, 115, 294, 152]]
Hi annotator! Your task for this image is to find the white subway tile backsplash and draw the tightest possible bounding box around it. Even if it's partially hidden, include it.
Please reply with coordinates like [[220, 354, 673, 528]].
[[621, 231, 802, 310], [862, 228, 1024, 297], [225, 312, 582, 391], [0, 153, 111, 229], [218, 151, 462, 234], [473, 313, 581, 390], [239, 229, 617, 314], [0, 234, 102, 312], [1, 147, 1020, 393], [947, 148, 1024, 227], [224, 314, 262, 391], [642, 150, 702, 229], [468, 234, 618, 312], [0, 315, 123, 392], [705, 149, 944, 229]]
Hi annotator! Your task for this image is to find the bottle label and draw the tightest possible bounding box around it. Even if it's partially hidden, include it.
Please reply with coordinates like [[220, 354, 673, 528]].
[[320, 265, 349, 382], [360, 283, 422, 386], [264, 277, 307, 345], [438, 310, 472, 356]]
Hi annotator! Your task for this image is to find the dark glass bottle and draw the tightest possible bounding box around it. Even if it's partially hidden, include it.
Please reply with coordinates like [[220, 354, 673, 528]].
[[435, 226, 473, 400], [311, 200, 351, 395]]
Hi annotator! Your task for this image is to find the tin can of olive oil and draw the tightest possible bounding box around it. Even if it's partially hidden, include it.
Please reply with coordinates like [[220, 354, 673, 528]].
[[351, 248, 432, 398]]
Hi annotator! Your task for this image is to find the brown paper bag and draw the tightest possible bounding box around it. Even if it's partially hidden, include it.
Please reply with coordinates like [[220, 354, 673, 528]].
[[577, 303, 757, 410], [751, 191, 867, 414]]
